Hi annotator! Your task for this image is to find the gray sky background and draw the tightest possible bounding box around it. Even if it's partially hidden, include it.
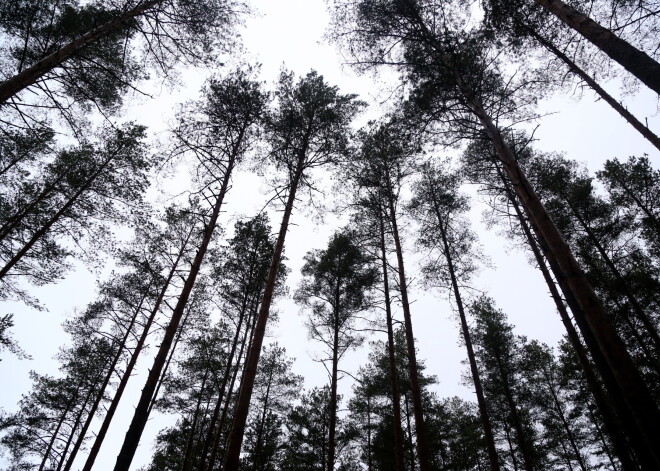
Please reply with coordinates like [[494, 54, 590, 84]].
[[1, 0, 659, 469]]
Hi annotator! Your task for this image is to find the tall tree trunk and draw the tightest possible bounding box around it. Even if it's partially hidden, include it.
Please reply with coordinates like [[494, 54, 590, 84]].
[[39, 392, 78, 471], [504, 426, 519, 471], [197, 287, 253, 471], [425, 176, 501, 471], [327, 310, 340, 471], [527, 28, 660, 151], [0, 0, 162, 104], [564, 199, 660, 352], [62, 286, 151, 471], [81, 231, 192, 471], [253, 364, 274, 471], [466, 95, 660, 465], [378, 201, 406, 471], [55, 384, 97, 471], [533, 0, 660, 94], [496, 359, 535, 471], [113, 154, 235, 471], [181, 367, 211, 471], [207, 295, 260, 471], [222, 151, 306, 471], [495, 162, 640, 471], [384, 170, 431, 471]]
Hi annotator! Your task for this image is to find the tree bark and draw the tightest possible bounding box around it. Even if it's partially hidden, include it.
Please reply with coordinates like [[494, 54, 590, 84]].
[[327, 306, 340, 471], [496, 163, 640, 471], [222, 152, 305, 471], [62, 286, 151, 471], [424, 176, 501, 471], [113, 153, 235, 471], [533, 0, 660, 95], [384, 169, 431, 471], [378, 201, 406, 471], [466, 95, 660, 466], [81, 231, 192, 471], [0, 0, 162, 104], [528, 28, 660, 151]]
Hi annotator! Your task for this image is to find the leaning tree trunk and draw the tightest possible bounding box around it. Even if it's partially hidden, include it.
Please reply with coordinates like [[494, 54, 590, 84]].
[[533, 0, 660, 95], [384, 170, 431, 471], [113, 152, 236, 471], [81, 229, 193, 471], [0, 0, 162, 104], [62, 286, 151, 471], [378, 201, 406, 471], [496, 163, 640, 471], [465, 94, 660, 466], [527, 28, 660, 151], [425, 176, 501, 471], [222, 151, 306, 471]]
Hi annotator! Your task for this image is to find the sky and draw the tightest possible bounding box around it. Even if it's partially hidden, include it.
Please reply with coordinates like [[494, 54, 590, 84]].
[[1, 0, 659, 469]]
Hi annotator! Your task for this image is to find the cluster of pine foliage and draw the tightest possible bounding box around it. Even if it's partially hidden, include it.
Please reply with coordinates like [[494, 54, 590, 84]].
[[0, 0, 658, 470]]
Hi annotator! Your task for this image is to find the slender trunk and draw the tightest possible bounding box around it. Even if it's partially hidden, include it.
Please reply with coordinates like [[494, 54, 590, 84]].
[[565, 200, 660, 352], [533, 0, 660, 94], [543, 367, 587, 471], [0, 0, 162, 104], [81, 232, 192, 471], [56, 385, 96, 471], [0, 148, 118, 280], [207, 296, 260, 471], [588, 405, 620, 471], [467, 96, 660, 465], [528, 28, 660, 151], [497, 359, 535, 471], [495, 163, 640, 471], [39, 397, 75, 471], [222, 152, 306, 471], [62, 287, 150, 471], [147, 292, 196, 418], [113, 157, 234, 471], [196, 290, 253, 471], [253, 365, 274, 471], [404, 393, 415, 471], [384, 171, 431, 471], [378, 202, 406, 471], [367, 393, 373, 471], [425, 177, 500, 471], [327, 310, 340, 471], [181, 368, 211, 471], [504, 426, 519, 471]]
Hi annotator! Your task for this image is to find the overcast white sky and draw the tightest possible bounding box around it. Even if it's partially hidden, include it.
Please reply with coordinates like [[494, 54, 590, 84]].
[[1, 0, 659, 469]]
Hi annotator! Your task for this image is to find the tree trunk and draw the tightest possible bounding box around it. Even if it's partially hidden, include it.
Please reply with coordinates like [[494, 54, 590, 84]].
[[0, 0, 162, 104], [222, 152, 306, 471], [466, 95, 660, 466], [565, 199, 660, 353], [181, 367, 211, 471], [384, 170, 431, 471], [527, 28, 660, 151], [81, 231, 192, 471], [378, 201, 406, 471], [55, 384, 97, 471], [39, 393, 76, 471], [497, 358, 535, 471], [495, 162, 640, 471], [533, 0, 660, 95], [62, 286, 151, 471], [113, 154, 235, 471], [425, 176, 501, 471], [196, 285, 253, 471], [207, 295, 260, 471], [327, 308, 340, 471]]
